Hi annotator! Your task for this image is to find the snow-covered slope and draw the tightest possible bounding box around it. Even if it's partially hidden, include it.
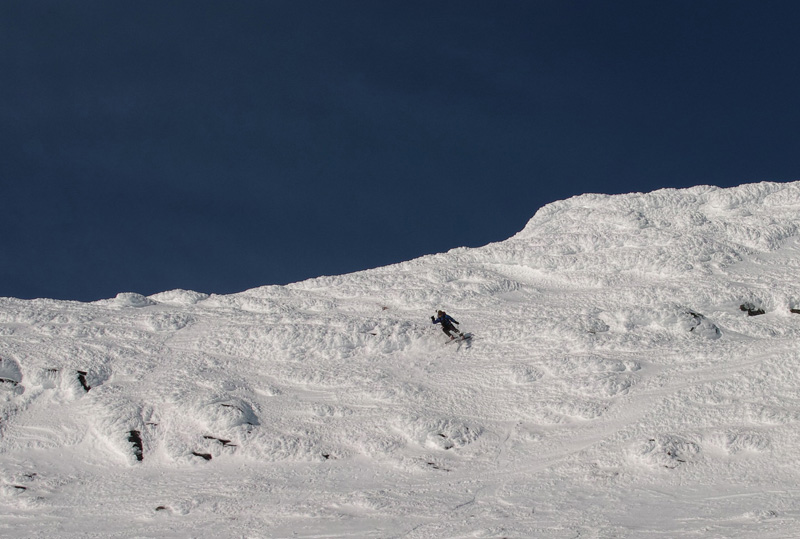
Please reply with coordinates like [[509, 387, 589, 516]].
[[3, 181, 800, 537]]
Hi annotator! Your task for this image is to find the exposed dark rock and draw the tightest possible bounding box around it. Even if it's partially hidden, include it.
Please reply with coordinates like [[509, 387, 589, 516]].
[[192, 452, 212, 461], [128, 430, 143, 461], [740, 303, 766, 316], [203, 435, 236, 447], [77, 371, 91, 391], [220, 404, 241, 410]]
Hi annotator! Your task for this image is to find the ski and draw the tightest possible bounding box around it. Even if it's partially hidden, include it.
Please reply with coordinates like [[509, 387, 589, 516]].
[[445, 333, 473, 344]]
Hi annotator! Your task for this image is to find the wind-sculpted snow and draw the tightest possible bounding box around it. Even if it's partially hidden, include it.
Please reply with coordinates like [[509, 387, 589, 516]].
[[2, 181, 800, 537]]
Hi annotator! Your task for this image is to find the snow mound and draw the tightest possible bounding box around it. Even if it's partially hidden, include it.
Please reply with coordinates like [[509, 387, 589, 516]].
[[112, 292, 156, 308], [149, 289, 210, 305], [631, 434, 702, 469]]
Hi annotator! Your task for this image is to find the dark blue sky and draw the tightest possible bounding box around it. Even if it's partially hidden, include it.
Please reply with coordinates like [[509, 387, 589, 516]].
[[3, 1, 800, 301]]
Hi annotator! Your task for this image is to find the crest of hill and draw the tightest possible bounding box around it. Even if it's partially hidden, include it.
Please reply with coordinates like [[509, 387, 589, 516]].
[[516, 181, 799, 252], [285, 181, 800, 311]]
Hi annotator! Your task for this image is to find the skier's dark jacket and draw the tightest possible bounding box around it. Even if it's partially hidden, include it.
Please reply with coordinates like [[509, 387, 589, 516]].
[[432, 314, 459, 328]]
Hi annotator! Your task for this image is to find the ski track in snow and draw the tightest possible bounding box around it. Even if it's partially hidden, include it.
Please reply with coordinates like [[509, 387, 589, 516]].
[[2, 182, 800, 537]]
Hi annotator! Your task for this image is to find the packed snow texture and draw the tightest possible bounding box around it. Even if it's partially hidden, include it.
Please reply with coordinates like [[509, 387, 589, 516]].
[[2, 182, 800, 537]]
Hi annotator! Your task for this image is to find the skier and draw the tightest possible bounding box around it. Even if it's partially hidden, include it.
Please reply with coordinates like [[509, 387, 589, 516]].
[[431, 310, 462, 339]]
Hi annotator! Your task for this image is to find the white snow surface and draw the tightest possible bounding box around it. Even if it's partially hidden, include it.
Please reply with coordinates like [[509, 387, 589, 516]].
[[3, 181, 800, 537]]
